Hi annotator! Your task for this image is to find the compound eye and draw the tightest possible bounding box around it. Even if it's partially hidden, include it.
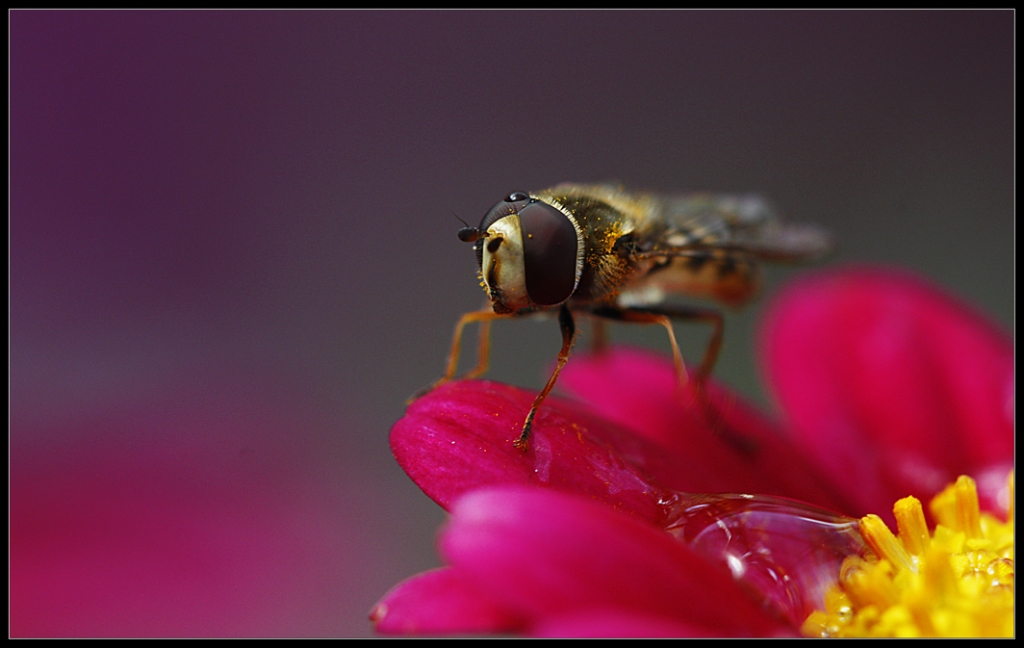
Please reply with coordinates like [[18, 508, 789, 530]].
[[518, 201, 578, 305], [475, 194, 532, 269], [479, 195, 530, 232]]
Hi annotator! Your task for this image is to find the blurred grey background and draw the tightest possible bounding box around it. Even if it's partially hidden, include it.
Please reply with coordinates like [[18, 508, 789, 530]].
[[10, 10, 1012, 637]]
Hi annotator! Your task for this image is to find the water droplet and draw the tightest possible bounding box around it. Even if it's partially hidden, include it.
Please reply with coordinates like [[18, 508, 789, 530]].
[[662, 492, 868, 627]]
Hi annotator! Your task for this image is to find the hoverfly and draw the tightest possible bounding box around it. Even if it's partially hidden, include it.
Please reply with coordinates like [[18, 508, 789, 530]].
[[427, 184, 831, 450]]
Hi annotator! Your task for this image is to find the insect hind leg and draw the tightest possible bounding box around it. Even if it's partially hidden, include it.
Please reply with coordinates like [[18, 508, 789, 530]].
[[588, 316, 610, 355], [589, 304, 724, 387], [592, 304, 754, 455], [645, 304, 725, 384]]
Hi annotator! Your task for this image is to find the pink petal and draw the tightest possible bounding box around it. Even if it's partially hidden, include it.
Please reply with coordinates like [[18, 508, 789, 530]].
[[393, 372, 858, 526], [439, 486, 788, 637], [392, 380, 680, 523], [370, 567, 522, 635], [558, 348, 857, 513], [11, 417, 361, 637], [533, 609, 728, 638], [760, 266, 1013, 517]]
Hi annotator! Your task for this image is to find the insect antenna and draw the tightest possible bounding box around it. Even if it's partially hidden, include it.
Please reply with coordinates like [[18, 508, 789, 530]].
[[453, 212, 486, 243]]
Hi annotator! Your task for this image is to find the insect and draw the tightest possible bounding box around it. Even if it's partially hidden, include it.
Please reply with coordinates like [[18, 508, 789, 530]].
[[427, 183, 831, 450]]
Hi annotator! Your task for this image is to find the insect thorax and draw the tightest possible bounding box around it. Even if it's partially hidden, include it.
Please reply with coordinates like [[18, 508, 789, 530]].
[[536, 185, 764, 308], [535, 186, 646, 306]]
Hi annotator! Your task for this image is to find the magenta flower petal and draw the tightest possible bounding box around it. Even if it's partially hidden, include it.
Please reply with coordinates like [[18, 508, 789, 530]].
[[533, 609, 720, 638], [370, 567, 522, 635], [381, 266, 1012, 637], [437, 485, 789, 637], [392, 370, 857, 523], [391, 379, 686, 523], [760, 266, 1013, 516], [557, 348, 857, 512]]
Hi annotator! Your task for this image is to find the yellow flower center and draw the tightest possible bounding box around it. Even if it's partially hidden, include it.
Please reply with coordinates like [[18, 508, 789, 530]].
[[802, 474, 1014, 637]]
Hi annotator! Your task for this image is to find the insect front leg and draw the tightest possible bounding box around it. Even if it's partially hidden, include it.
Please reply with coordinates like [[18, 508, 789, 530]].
[[407, 308, 511, 403], [513, 304, 576, 451], [460, 315, 494, 380]]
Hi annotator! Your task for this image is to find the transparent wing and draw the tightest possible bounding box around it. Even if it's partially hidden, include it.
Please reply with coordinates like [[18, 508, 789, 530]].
[[632, 193, 833, 262]]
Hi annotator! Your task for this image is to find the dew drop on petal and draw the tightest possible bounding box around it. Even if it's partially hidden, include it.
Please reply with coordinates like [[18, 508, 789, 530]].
[[662, 493, 869, 628]]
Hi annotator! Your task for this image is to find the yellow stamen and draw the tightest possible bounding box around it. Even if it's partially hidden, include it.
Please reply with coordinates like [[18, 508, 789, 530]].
[[802, 473, 1014, 638], [862, 513, 914, 572], [894, 496, 929, 556]]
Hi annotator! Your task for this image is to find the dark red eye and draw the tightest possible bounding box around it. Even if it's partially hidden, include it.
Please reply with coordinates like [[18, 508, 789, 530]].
[[474, 193, 532, 269], [478, 193, 531, 232], [518, 201, 578, 305]]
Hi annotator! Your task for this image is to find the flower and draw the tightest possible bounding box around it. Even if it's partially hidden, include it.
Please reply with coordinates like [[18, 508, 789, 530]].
[[10, 375, 386, 637], [760, 267, 1013, 519], [372, 485, 790, 637], [373, 266, 1012, 636], [804, 474, 1014, 637]]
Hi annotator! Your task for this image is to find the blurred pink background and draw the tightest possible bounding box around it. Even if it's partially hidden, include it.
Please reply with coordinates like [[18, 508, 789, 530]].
[[10, 11, 1012, 636]]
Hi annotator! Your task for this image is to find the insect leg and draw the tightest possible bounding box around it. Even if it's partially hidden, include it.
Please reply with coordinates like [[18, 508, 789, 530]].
[[441, 308, 514, 381], [407, 308, 510, 403], [461, 316, 493, 380], [513, 304, 576, 451], [589, 303, 749, 452], [623, 304, 754, 455], [641, 304, 725, 382], [590, 316, 609, 354], [589, 305, 688, 386]]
